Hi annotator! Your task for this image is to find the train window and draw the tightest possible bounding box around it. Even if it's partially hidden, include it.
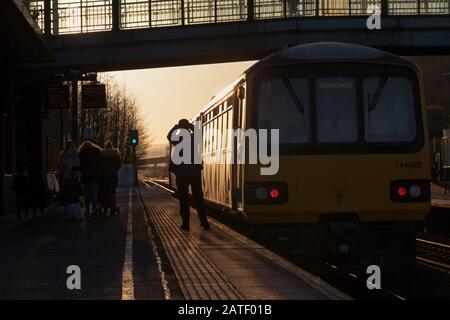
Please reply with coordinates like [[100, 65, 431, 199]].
[[216, 115, 220, 151], [316, 78, 357, 143], [217, 117, 221, 150], [204, 122, 208, 153], [206, 122, 211, 154], [213, 106, 220, 117], [257, 78, 310, 143], [222, 112, 228, 150], [212, 119, 217, 151], [363, 77, 416, 142], [227, 96, 234, 109], [209, 120, 213, 153]]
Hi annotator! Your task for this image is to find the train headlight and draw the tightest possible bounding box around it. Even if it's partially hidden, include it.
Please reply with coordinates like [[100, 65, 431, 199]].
[[409, 185, 422, 198], [255, 187, 268, 200]]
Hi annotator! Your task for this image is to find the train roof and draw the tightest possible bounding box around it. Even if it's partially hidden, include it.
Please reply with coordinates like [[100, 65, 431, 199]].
[[193, 42, 420, 120], [245, 42, 420, 74], [194, 75, 245, 120]]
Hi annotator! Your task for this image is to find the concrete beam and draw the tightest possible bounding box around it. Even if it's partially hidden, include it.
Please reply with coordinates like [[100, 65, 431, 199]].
[[21, 16, 450, 73]]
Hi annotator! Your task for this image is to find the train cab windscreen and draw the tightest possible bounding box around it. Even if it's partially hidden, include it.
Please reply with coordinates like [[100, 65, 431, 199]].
[[256, 64, 422, 152], [258, 78, 311, 144]]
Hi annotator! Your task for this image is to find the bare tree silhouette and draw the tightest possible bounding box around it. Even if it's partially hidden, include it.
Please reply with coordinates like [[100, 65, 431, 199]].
[[77, 75, 152, 162]]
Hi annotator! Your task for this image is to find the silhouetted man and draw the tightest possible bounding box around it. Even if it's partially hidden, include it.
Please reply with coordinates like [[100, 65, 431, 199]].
[[167, 119, 209, 231], [286, 0, 298, 16]]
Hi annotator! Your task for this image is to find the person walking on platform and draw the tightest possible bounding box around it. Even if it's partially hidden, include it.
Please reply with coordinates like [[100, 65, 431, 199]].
[[100, 142, 122, 216], [78, 140, 103, 220], [57, 141, 82, 220], [287, 0, 298, 16], [12, 165, 30, 220], [167, 119, 209, 231]]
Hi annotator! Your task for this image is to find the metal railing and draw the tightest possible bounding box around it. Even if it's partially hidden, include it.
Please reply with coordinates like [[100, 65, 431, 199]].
[[254, 0, 385, 18], [28, 0, 47, 30], [29, 0, 112, 34], [28, 0, 450, 35], [120, 0, 246, 28], [53, 0, 112, 34], [120, 0, 182, 28], [390, 0, 449, 15]]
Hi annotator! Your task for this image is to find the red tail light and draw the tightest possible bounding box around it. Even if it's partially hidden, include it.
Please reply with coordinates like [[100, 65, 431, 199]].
[[397, 186, 408, 197], [390, 180, 430, 202], [270, 188, 280, 199], [245, 182, 288, 205]]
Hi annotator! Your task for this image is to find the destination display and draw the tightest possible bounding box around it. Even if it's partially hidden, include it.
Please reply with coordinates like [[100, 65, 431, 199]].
[[82, 83, 107, 109], [47, 85, 70, 109]]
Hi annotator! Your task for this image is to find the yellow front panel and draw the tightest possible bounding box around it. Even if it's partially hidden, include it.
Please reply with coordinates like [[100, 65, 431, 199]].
[[244, 151, 431, 224]]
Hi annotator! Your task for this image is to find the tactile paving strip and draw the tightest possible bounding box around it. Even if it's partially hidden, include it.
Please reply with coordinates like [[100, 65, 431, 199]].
[[141, 199, 244, 300]]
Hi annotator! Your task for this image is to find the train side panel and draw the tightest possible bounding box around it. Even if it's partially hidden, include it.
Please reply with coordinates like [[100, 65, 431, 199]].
[[201, 94, 237, 208]]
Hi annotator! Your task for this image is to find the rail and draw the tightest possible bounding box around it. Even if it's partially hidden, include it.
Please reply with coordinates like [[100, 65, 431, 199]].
[[416, 238, 450, 272], [27, 0, 450, 35]]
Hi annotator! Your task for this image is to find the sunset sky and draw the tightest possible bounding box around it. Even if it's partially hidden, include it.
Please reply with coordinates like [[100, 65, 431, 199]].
[[107, 60, 256, 147]]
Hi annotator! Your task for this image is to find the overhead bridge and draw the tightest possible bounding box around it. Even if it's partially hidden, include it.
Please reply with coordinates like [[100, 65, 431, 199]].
[[27, 1, 450, 72]]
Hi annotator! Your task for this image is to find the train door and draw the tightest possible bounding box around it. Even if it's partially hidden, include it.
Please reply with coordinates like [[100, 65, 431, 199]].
[[232, 84, 245, 211]]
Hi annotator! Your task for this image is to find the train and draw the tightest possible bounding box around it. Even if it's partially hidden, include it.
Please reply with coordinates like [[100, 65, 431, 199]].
[[169, 42, 431, 269]]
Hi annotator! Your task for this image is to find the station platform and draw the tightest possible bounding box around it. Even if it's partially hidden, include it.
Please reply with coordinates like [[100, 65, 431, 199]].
[[432, 193, 450, 208], [138, 183, 348, 300], [0, 184, 348, 300], [431, 183, 450, 208]]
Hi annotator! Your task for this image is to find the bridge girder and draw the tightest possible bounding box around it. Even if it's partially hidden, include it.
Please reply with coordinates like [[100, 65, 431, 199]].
[[21, 16, 450, 73]]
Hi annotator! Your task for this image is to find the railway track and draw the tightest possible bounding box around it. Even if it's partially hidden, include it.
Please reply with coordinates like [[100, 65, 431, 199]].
[[416, 238, 450, 272]]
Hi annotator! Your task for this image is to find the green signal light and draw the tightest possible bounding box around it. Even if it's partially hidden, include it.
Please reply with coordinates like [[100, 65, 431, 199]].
[[130, 129, 139, 145]]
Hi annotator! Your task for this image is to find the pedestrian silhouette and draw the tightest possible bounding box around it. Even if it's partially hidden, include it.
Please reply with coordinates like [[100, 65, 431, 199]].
[[29, 171, 48, 217], [167, 119, 209, 231], [287, 0, 298, 16], [57, 141, 82, 220], [78, 140, 103, 219], [12, 164, 30, 220], [99, 141, 122, 216]]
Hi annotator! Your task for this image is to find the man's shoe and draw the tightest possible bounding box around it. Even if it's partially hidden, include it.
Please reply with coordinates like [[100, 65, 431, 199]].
[[202, 222, 210, 230], [180, 224, 190, 231]]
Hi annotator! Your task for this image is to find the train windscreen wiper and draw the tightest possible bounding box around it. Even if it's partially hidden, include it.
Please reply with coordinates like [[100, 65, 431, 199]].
[[282, 78, 305, 115], [367, 76, 388, 112]]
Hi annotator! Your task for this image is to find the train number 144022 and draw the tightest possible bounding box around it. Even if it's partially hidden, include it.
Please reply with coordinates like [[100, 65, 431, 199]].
[[396, 161, 422, 169]]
